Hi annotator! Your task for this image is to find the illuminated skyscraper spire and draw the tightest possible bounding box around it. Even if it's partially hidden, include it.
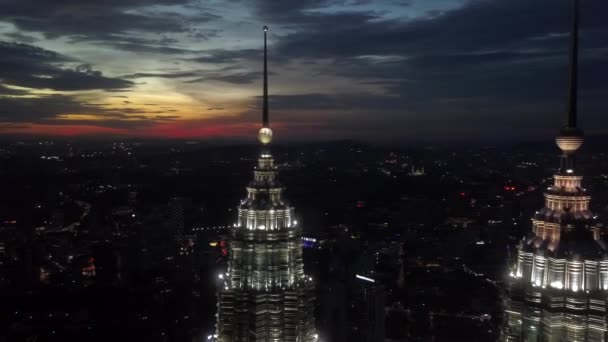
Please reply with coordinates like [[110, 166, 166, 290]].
[[215, 25, 317, 342], [566, 0, 579, 129], [258, 26, 273, 145], [556, 0, 584, 171], [263, 25, 269, 128], [502, 2, 608, 341]]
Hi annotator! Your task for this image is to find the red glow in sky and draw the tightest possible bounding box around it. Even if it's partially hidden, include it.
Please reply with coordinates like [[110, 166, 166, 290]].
[[0, 121, 267, 139], [142, 122, 259, 139]]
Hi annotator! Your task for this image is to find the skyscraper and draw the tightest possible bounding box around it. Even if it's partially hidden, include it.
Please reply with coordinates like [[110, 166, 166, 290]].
[[502, 1, 608, 341], [215, 26, 318, 342]]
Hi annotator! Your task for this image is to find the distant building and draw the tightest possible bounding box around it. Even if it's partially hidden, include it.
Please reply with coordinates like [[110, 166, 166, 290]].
[[215, 26, 317, 342], [168, 197, 185, 246], [128, 190, 137, 208], [502, 1, 608, 340], [355, 274, 386, 342]]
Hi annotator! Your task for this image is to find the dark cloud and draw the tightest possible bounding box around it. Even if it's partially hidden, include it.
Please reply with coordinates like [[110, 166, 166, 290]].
[[0, 85, 29, 96], [124, 68, 260, 84], [2, 0, 608, 141], [73, 34, 206, 55], [187, 28, 221, 40], [199, 0, 608, 98], [185, 0, 608, 141], [0, 41, 163, 127], [124, 71, 202, 79], [1, 31, 38, 43], [185, 70, 260, 84], [191, 49, 261, 64], [0, 94, 102, 122], [251, 0, 334, 23], [1, 41, 71, 64], [0, 0, 219, 54], [263, 93, 401, 111], [260, 0, 608, 139], [154, 115, 181, 120], [0, 0, 213, 38], [0, 93, 180, 130], [255, 0, 608, 59], [241, 92, 579, 142], [0, 42, 132, 91]]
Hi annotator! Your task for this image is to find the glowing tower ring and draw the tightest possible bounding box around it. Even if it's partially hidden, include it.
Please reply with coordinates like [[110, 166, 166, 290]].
[[556, 135, 583, 153], [258, 127, 273, 144]]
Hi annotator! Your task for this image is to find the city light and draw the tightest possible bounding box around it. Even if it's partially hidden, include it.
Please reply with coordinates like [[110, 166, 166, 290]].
[[356, 274, 375, 283]]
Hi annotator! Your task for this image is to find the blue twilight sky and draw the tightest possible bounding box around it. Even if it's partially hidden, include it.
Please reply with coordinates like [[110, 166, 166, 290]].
[[0, 0, 607, 142]]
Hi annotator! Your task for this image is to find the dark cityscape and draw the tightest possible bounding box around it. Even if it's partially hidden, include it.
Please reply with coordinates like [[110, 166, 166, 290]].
[[1, 0, 608, 341]]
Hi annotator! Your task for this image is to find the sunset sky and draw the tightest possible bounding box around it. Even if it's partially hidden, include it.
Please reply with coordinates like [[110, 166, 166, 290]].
[[1, 0, 607, 142]]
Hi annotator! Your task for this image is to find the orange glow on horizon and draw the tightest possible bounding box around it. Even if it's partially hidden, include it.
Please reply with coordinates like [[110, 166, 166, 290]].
[[0, 121, 279, 139], [0, 123, 128, 136], [142, 122, 258, 139]]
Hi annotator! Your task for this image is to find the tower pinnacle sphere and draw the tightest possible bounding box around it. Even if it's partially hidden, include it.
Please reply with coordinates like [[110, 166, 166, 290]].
[[556, 128, 584, 153], [258, 127, 272, 144]]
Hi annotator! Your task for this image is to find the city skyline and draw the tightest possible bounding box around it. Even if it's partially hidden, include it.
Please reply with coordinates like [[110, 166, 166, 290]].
[[3, 2, 608, 341], [1, 0, 608, 142]]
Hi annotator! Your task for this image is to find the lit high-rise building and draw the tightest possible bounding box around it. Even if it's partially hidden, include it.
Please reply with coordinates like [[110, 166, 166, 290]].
[[502, 1, 608, 341], [215, 26, 318, 342]]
